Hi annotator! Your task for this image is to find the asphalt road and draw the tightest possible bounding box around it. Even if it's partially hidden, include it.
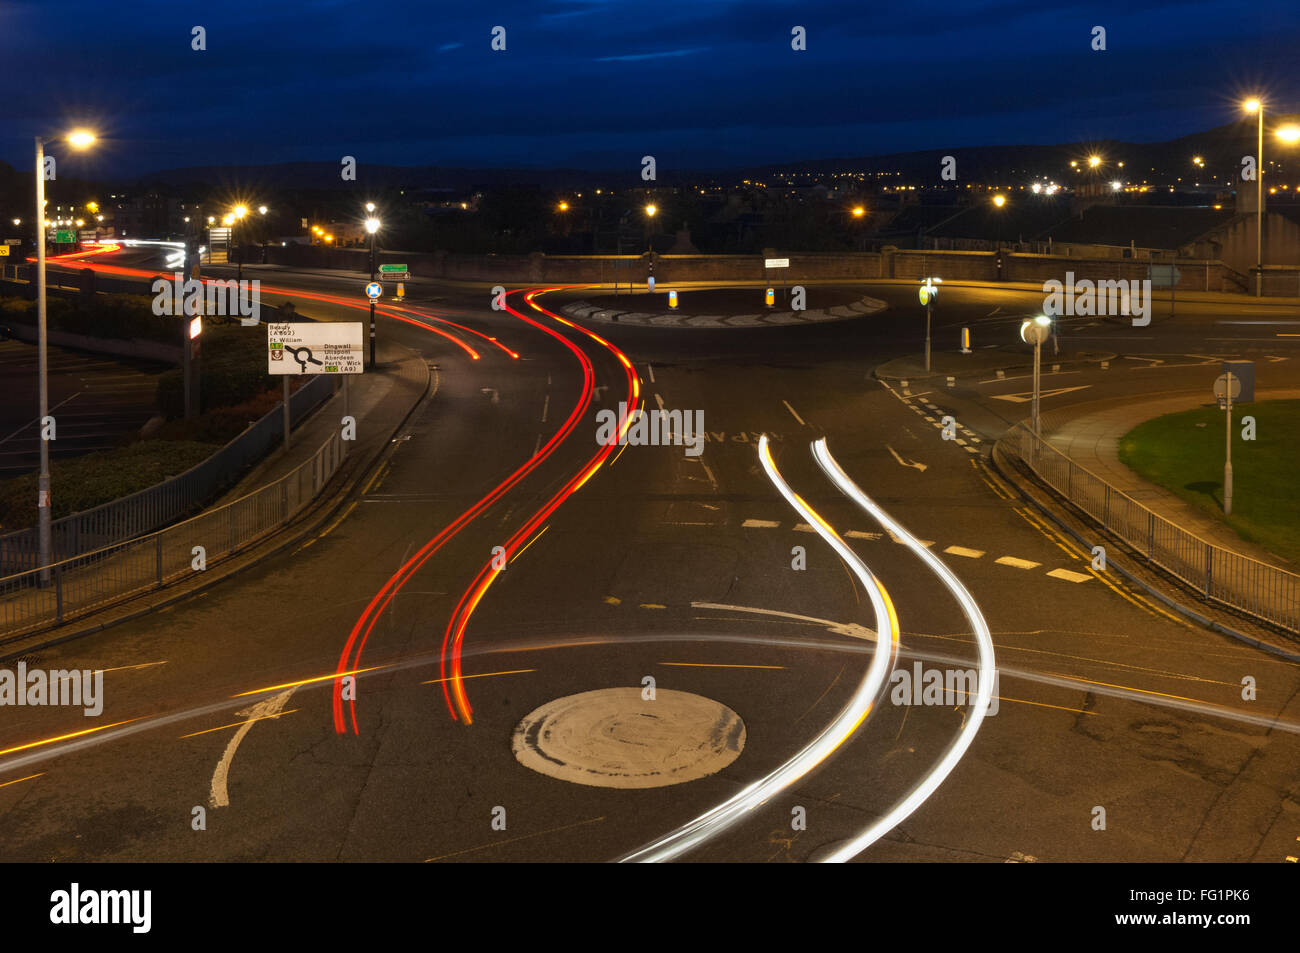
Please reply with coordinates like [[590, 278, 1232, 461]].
[[1, 257, 1297, 863]]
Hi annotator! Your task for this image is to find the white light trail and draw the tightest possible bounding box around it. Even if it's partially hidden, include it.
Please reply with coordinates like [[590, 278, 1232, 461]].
[[617, 434, 899, 863], [812, 438, 996, 862]]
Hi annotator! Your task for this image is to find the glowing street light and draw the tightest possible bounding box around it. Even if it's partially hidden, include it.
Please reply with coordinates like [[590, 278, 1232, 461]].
[[33, 127, 97, 581], [992, 194, 1006, 208], [1020, 316, 1053, 436], [851, 205, 865, 217], [365, 202, 376, 213], [366, 216, 383, 367], [1244, 97, 1264, 296], [644, 204, 657, 217], [1277, 124, 1300, 144], [1087, 155, 1102, 168], [557, 201, 569, 212], [258, 205, 268, 215]]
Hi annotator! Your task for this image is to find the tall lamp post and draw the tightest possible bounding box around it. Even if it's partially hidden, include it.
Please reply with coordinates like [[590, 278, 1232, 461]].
[[1021, 316, 1053, 437], [34, 128, 96, 582], [365, 209, 381, 368], [232, 204, 248, 280], [1243, 98, 1264, 297]]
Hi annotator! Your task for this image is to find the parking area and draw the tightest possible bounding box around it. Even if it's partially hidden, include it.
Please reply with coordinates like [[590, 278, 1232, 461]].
[[0, 337, 169, 481]]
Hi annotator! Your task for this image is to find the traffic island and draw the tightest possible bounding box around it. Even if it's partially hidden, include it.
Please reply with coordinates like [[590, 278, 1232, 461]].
[[562, 287, 887, 328], [874, 345, 1116, 383]]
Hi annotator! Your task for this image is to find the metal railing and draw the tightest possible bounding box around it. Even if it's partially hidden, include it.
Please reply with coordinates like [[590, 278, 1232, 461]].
[[1003, 423, 1299, 634], [0, 425, 348, 641], [0, 375, 333, 575]]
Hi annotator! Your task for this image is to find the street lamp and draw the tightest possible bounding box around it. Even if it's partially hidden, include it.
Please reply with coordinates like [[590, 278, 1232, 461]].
[[1021, 316, 1053, 437], [233, 205, 249, 280], [1244, 98, 1264, 296], [365, 215, 381, 367], [34, 127, 96, 581]]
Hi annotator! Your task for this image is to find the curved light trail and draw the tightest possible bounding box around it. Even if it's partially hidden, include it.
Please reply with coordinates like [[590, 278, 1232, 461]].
[[616, 434, 899, 863], [811, 438, 997, 863]]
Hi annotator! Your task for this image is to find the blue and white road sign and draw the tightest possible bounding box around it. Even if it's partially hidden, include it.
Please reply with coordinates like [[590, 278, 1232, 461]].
[[365, 282, 383, 299]]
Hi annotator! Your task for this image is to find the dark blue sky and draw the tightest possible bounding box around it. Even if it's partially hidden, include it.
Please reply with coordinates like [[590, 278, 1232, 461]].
[[3, 0, 1298, 176]]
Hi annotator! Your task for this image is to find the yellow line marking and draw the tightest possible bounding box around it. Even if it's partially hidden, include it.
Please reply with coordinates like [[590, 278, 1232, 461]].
[[319, 500, 358, 539], [420, 669, 535, 685], [0, 718, 140, 758], [0, 773, 44, 789], [659, 662, 786, 670], [603, 595, 622, 605], [362, 461, 390, 496], [640, 603, 667, 609], [231, 666, 385, 697], [180, 709, 299, 739], [950, 691, 1096, 715], [424, 816, 605, 862]]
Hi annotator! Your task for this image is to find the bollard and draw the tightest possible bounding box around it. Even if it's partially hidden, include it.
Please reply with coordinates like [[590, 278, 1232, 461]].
[[765, 288, 775, 306], [960, 327, 971, 353], [668, 290, 677, 309], [396, 282, 405, 299]]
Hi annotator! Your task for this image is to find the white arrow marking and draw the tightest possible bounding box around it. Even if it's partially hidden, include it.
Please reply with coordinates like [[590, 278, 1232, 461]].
[[886, 445, 928, 471], [480, 387, 499, 404], [990, 385, 1092, 403], [210, 688, 295, 808]]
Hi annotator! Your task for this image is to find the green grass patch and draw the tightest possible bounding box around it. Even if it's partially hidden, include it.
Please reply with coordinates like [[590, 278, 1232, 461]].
[[0, 440, 219, 532], [1118, 399, 1300, 566]]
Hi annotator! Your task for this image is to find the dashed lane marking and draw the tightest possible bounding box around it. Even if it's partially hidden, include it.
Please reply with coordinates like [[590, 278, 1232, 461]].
[[996, 556, 1042, 569], [1047, 568, 1093, 583], [743, 519, 781, 528], [944, 545, 985, 559]]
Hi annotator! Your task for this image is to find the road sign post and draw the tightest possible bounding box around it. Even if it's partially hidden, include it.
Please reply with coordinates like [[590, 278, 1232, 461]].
[[365, 282, 382, 367], [919, 277, 942, 372], [1214, 371, 1240, 515], [1021, 317, 1052, 436], [269, 321, 365, 448]]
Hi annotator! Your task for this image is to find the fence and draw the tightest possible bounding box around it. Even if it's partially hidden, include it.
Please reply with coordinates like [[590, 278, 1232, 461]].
[[0, 425, 347, 641], [0, 374, 333, 575], [1002, 423, 1300, 635]]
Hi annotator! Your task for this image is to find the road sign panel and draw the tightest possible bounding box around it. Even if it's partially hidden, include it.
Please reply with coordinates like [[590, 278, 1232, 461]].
[[378, 263, 408, 275], [3, 238, 21, 244], [54, 230, 74, 244], [365, 282, 382, 299], [1147, 263, 1181, 287], [268, 322, 365, 375], [1213, 373, 1241, 400], [0, 246, 8, 257], [764, 258, 790, 268]]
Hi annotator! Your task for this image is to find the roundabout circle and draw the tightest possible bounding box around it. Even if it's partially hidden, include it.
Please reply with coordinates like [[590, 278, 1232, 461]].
[[512, 687, 746, 789]]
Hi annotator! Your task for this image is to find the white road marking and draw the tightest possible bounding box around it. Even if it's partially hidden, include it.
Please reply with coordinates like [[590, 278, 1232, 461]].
[[742, 519, 780, 528], [845, 530, 884, 540], [654, 393, 666, 412], [989, 385, 1092, 403], [943, 545, 985, 558], [886, 445, 928, 472], [995, 556, 1041, 570], [646, 363, 655, 383], [792, 523, 816, 533], [782, 400, 807, 426], [1047, 568, 1093, 583], [541, 392, 549, 423], [209, 688, 295, 808]]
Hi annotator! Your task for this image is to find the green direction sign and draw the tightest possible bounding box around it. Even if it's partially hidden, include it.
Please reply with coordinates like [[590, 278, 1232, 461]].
[[378, 264, 408, 275], [54, 230, 75, 244]]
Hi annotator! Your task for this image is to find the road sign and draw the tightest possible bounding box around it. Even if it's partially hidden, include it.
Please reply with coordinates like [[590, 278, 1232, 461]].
[[1213, 373, 1241, 402], [918, 285, 932, 305], [54, 230, 74, 244], [1148, 263, 1181, 287], [0, 246, 8, 257], [378, 264, 409, 280], [268, 322, 365, 375], [764, 258, 790, 269], [365, 282, 382, 299], [3, 238, 20, 244]]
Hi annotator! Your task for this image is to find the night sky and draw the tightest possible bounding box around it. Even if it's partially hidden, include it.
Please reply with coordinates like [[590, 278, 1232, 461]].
[[3, 0, 1298, 177]]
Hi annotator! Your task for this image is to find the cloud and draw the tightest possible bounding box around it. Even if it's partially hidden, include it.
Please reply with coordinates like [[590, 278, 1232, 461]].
[[595, 47, 709, 62]]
